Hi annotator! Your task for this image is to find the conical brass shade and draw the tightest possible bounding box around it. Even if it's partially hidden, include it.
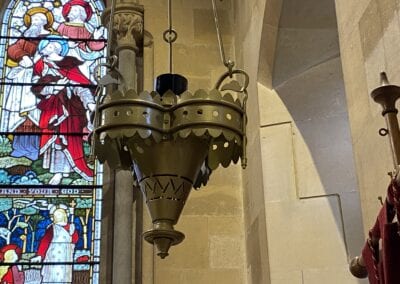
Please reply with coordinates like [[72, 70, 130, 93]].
[[132, 138, 209, 257], [139, 176, 193, 224]]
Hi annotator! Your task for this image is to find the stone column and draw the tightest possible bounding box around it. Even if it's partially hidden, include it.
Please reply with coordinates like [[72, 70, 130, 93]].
[[102, 3, 144, 284]]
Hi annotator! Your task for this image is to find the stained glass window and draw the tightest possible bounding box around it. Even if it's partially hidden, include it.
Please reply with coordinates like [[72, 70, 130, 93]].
[[0, 0, 106, 283]]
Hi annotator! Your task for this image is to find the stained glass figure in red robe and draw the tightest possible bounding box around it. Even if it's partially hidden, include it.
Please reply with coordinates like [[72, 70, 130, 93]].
[[1, 7, 56, 160], [31, 36, 95, 185]]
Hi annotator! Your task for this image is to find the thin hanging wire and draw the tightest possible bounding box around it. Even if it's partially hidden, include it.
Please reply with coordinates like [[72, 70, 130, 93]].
[[163, 0, 177, 74], [168, 0, 172, 73], [211, 0, 234, 74]]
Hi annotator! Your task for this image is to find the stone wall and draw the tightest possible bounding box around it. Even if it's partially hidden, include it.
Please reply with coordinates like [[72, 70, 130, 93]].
[[137, 0, 369, 282], [335, 0, 400, 234], [236, 0, 366, 283], [233, 0, 270, 283]]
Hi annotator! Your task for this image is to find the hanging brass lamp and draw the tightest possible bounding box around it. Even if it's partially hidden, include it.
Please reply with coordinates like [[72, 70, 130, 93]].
[[93, 0, 248, 258]]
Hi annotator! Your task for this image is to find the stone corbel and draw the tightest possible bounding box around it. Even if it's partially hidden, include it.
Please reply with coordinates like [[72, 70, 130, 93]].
[[102, 3, 144, 53]]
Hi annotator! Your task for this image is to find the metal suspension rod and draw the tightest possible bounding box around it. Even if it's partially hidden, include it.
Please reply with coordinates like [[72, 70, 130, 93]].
[[211, 0, 234, 73], [168, 0, 173, 73], [162, 0, 177, 74]]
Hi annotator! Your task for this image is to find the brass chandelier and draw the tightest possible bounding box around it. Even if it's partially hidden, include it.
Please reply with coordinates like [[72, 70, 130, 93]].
[[92, 0, 249, 258]]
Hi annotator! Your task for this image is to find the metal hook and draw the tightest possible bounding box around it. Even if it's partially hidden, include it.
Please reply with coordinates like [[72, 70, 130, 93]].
[[225, 60, 235, 77], [163, 29, 178, 43], [212, 0, 235, 74], [379, 128, 389, 136], [94, 55, 127, 93], [214, 69, 250, 93]]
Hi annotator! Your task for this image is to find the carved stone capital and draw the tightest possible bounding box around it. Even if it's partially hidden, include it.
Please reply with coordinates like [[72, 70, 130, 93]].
[[102, 3, 144, 52]]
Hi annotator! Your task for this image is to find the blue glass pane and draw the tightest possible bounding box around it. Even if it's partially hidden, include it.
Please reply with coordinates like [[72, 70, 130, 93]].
[[0, 193, 100, 283], [0, 0, 106, 283], [1, 22, 8, 35], [94, 0, 105, 10]]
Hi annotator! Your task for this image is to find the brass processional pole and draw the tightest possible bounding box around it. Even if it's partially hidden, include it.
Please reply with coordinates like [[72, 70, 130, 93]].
[[350, 72, 400, 278]]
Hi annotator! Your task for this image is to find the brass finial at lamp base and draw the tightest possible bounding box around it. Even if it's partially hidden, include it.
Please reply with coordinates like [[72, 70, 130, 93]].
[[143, 220, 185, 259]]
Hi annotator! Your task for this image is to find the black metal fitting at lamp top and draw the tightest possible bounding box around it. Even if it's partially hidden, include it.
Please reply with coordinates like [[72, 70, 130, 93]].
[[155, 73, 188, 96], [93, 0, 249, 259]]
